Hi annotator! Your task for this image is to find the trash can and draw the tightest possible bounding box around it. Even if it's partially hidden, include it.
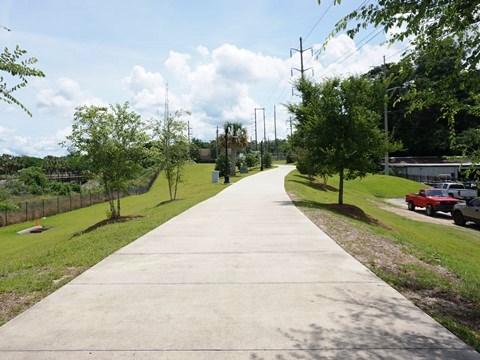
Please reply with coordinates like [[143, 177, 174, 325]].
[[212, 170, 219, 183], [240, 164, 249, 174]]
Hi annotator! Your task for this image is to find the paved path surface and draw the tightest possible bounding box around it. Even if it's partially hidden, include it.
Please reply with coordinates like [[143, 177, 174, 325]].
[[0, 165, 478, 360]]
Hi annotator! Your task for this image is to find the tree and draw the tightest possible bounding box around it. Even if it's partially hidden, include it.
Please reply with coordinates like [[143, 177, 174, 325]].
[[153, 110, 190, 201], [219, 122, 248, 176], [288, 77, 397, 204], [1, 38, 45, 116], [64, 102, 147, 219], [326, 0, 480, 71]]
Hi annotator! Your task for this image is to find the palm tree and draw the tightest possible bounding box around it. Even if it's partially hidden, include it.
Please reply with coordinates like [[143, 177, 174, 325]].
[[220, 122, 248, 176]]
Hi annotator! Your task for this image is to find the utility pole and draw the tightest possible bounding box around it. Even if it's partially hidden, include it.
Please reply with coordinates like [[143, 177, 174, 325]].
[[263, 108, 266, 154], [254, 111, 258, 150], [287, 117, 293, 137], [164, 83, 169, 118], [187, 121, 192, 142], [383, 55, 389, 176], [254, 108, 265, 171], [290, 37, 313, 80], [216, 126, 219, 159], [274, 105, 278, 157]]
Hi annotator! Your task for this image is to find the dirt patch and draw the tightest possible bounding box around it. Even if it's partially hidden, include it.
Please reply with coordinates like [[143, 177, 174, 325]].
[[288, 191, 478, 337], [405, 289, 480, 332], [0, 292, 41, 326], [75, 215, 143, 236]]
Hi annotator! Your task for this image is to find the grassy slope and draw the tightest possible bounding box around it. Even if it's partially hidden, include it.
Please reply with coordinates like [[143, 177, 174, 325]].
[[286, 171, 480, 350], [0, 163, 252, 324]]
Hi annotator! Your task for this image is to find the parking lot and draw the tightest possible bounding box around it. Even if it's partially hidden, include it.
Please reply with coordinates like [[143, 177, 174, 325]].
[[383, 198, 479, 230]]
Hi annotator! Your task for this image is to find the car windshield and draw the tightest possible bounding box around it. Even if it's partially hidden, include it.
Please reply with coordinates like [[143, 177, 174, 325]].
[[426, 189, 445, 197]]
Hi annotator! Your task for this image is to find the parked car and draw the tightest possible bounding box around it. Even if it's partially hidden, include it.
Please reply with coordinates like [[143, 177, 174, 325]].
[[438, 182, 477, 201], [406, 188, 461, 216], [452, 198, 480, 226]]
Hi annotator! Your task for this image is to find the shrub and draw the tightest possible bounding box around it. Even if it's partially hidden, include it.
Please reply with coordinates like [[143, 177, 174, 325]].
[[245, 152, 260, 168], [214, 152, 228, 177], [286, 151, 295, 164], [262, 152, 273, 168]]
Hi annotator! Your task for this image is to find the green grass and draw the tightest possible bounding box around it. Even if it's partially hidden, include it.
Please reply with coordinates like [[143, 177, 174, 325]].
[[0, 163, 256, 324], [286, 171, 480, 350]]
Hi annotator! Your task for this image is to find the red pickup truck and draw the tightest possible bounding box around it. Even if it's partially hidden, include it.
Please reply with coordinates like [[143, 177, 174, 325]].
[[405, 188, 460, 216]]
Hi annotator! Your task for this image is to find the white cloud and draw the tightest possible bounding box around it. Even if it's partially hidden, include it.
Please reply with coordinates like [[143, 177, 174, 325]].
[[313, 34, 407, 79], [36, 77, 104, 117], [123, 65, 164, 93], [0, 126, 71, 157], [196, 45, 209, 57]]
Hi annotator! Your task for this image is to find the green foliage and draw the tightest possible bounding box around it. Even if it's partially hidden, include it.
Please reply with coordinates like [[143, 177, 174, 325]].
[[245, 152, 260, 168], [285, 151, 295, 164], [288, 77, 401, 204], [65, 102, 148, 218], [47, 181, 72, 196], [189, 142, 201, 162], [214, 151, 228, 177], [327, 0, 480, 70], [153, 110, 190, 201], [0, 45, 45, 116], [293, 147, 326, 182], [219, 122, 249, 176], [262, 152, 273, 169], [17, 167, 48, 191]]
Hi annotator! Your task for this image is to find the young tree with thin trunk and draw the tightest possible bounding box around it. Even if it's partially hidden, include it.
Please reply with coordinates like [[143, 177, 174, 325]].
[[153, 110, 190, 201], [64, 102, 147, 218]]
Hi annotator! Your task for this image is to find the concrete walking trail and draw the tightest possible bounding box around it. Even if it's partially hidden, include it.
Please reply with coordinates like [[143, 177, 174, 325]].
[[0, 165, 478, 359]]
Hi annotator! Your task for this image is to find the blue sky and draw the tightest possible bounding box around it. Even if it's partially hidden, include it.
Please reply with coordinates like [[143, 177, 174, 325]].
[[0, 0, 407, 157]]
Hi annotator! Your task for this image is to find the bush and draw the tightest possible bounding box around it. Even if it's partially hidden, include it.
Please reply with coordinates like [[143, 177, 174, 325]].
[[286, 151, 295, 164], [215, 152, 229, 177], [245, 152, 260, 168], [18, 167, 48, 189], [189, 143, 201, 162], [236, 156, 245, 171], [48, 181, 72, 196], [262, 152, 273, 168]]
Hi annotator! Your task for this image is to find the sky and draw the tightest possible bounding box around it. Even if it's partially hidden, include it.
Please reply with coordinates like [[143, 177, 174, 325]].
[[0, 0, 408, 157]]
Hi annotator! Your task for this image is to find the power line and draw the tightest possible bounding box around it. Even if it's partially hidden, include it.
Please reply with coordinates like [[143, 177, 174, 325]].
[[304, 0, 335, 42]]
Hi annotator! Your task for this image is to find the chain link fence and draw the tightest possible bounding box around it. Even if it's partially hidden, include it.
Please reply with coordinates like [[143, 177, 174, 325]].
[[1, 171, 158, 227]]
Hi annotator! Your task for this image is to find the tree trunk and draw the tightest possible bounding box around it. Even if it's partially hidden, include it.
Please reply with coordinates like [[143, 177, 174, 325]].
[[338, 167, 344, 205], [173, 166, 180, 200], [231, 146, 237, 176], [116, 192, 121, 218]]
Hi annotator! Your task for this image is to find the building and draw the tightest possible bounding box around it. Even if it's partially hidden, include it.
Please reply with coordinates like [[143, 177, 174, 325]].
[[388, 157, 478, 182]]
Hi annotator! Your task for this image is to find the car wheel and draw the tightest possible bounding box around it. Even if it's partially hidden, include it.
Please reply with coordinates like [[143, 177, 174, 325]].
[[408, 201, 415, 211], [426, 204, 435, 216], [453, 211, 466, 226]]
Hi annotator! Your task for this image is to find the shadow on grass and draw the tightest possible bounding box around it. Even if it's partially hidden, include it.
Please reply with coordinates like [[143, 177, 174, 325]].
[[289, 175, 339, 192], [155, 198, 184, 207], [293, 199, 391, 230], [73, 215, 144, 237]]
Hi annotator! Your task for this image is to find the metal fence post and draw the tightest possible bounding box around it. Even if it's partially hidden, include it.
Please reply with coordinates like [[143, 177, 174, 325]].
[[42, 199, 45, 218], [25, 201, 28, 222]]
